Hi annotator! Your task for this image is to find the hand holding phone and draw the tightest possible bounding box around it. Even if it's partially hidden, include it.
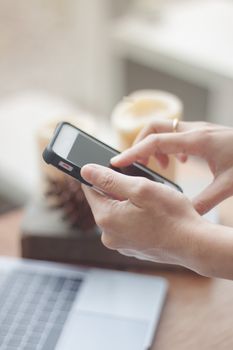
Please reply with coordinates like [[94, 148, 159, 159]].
[[43, 122, 182, 192]]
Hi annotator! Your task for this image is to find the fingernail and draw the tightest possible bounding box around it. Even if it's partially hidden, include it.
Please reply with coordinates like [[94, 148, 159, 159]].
[[81, 164, 99, 182], [111, 155, 121, 163]]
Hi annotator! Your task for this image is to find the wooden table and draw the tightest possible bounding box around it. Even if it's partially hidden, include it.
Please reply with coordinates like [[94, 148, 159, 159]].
[[1, 207, 233, 350]]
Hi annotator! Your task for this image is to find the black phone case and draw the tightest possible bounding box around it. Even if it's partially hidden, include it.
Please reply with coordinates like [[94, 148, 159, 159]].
[[42, 122, 91, 186], [42, 122, 183, 192]]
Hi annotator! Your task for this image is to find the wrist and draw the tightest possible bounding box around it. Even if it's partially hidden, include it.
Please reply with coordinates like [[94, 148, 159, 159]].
[[186, 220, 214, 276], [154, 216, 209, 272], [174, 218, 214, 276], [186, 220, 233, 279]]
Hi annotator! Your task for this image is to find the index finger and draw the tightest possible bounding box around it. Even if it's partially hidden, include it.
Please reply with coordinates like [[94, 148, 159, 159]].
[[111, 131, 199, 167]]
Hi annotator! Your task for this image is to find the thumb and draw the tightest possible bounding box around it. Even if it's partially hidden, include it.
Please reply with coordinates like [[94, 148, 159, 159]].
[[81, 163, 137, 200], [192, 174, 231, 215]]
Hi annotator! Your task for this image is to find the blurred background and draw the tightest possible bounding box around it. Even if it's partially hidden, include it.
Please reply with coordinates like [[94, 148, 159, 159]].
[[0, 0, 233, 209]]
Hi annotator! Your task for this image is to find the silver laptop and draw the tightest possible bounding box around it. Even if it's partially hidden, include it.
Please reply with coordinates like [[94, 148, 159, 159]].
[[0, 257, 167, 350]]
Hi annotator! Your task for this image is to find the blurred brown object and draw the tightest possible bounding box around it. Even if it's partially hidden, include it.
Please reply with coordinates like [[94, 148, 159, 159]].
[[37, 116, 96, 231], [44, 176, 95, 231], [21, 197, 177, 269]]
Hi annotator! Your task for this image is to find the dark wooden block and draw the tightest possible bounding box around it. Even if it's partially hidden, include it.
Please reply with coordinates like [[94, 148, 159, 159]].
[[21, 198, 169, 270]]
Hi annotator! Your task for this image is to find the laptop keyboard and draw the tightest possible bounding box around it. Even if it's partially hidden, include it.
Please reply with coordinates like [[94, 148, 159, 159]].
[[0, 270, 82, 350]]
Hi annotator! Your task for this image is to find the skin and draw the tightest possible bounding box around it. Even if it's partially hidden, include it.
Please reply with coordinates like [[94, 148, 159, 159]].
[[111, 120, 233, 214], [81, 121, 233, 279]]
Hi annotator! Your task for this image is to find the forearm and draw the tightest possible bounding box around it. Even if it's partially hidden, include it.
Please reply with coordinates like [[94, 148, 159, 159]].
[[189, 221, 233, 279]]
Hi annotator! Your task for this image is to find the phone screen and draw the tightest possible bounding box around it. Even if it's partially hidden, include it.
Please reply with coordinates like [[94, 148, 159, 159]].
[[67, 133, 117, 167], [66, 132, 166, 184]]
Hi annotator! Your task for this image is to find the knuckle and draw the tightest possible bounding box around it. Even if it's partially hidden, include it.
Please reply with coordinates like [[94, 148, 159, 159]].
[[100, 172, 115, 191], [134, 178, 153, 200], [188, 125, 213, 148], [144, 134, 162, 153], [146, 134, 158, 145], [198, 123, 214, 139]]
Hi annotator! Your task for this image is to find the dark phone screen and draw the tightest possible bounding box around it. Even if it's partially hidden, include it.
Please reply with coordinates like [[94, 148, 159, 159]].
[[67, 132, 167, 185]]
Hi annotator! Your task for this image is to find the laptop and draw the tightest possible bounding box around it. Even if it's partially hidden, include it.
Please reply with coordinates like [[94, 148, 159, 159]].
[[0, 257, 168, 350]]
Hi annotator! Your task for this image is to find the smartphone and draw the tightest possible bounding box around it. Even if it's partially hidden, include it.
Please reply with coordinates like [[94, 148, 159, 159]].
[[43, 122, 182, 192]]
